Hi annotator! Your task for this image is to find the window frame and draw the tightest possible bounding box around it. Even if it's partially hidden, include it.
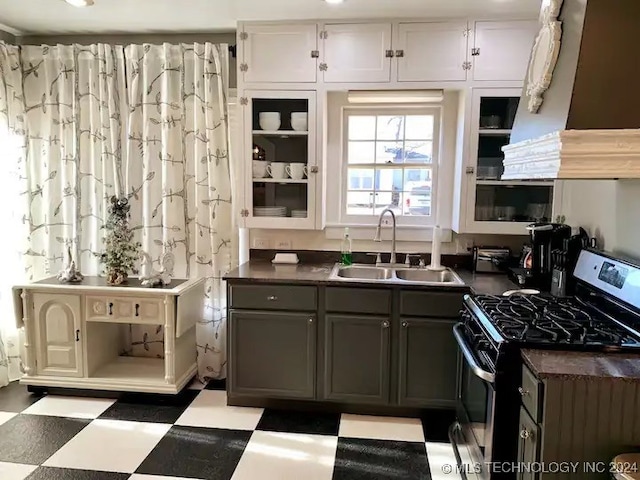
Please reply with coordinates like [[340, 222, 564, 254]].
[[338, 105, 442, 227]]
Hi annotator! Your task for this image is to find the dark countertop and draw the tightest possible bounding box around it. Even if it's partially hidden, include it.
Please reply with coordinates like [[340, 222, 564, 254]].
[[224, 260, 519, 294], [522, 349, 640, 381]]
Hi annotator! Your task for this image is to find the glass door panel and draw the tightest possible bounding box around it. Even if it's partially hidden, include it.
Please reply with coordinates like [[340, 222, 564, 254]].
[[474, 185, 553, 223]]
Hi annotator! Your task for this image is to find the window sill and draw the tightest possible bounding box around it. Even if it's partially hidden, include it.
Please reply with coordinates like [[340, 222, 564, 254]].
[[324, 224, 453, 243]]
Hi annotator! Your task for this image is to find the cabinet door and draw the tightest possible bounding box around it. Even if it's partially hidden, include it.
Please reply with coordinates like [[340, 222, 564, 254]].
[[241, 24, 317, 83], [324, 314, 390, 404], [229, 310, 316, 399], [397, 22, 469, 82], [472, 21, 538, 81], [517, 406, 540, 480], [398, 318, 458, 407], [322, 23, 392, 83], [33, 293, 83, 377]]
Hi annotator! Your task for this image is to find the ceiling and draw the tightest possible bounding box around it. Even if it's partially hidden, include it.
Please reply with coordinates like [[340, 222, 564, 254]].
[[0, 0, 541, 35]]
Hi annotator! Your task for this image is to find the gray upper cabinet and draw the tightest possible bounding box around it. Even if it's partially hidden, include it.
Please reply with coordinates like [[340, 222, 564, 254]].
[[323, 314, 390, 404], [398, 317, 458, 407], [228, 310, 316, 399]]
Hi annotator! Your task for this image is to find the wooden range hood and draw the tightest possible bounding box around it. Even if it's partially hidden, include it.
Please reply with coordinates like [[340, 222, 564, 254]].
[[502, 0, 640, 180]]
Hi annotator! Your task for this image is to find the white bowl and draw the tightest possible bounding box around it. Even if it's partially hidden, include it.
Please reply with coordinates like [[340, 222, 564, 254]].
[[291, 119, 308, 132], [259, 118, 281, 131]]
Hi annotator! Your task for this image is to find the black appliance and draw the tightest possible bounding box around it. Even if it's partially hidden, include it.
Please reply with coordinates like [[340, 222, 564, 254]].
[[551, 227, 597, 297], [451, 249, 640, 480]]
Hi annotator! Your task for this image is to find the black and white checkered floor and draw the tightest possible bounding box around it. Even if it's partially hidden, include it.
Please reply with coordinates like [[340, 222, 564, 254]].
[[0, 380, 461, 480]]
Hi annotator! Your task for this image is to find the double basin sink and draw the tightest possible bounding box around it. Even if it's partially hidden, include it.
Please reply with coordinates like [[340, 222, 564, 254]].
[[329, 263, 465, 286]]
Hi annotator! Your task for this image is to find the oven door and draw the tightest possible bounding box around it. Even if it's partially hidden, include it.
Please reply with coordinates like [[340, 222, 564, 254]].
[[452, 323, 497, 479]]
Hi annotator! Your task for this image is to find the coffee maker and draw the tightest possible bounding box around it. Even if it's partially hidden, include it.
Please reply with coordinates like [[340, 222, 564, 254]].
[[509, 223, 572, 291]]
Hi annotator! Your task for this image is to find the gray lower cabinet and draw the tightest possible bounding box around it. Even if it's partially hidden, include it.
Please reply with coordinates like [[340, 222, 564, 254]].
[[228, 310, 316, 399], [398, 317, 458, 407], [323, 314, 390, 404], [517, 405, 540, 480]]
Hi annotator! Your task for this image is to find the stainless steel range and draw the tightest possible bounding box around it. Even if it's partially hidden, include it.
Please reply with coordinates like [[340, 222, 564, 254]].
[[451, 249, 640, 479]]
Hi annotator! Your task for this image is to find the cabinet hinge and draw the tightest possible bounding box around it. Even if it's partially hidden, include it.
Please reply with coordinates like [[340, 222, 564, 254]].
[[385, 50, 394, 58], [240, 209, 250, 218], [466, 166, 475, 174], [239, 32, 248, 41], [463, 27, 471, 37], [462, 61, 472, 71], [320, 30, 328, 40], [471, 47, 480, 56], [311, 50, 320, 58], [309, 166, 319, 174], [240, 97, 248, 106], [395, 49, 405, 58], [319, 63, 328, 72], [239, 63, 249, 72]]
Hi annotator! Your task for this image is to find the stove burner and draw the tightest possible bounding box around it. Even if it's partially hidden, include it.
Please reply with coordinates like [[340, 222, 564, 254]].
[[472, 294, 640, 347]]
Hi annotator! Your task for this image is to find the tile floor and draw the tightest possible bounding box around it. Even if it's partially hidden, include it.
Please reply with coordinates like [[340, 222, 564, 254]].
[[0, 380, 461, 480]]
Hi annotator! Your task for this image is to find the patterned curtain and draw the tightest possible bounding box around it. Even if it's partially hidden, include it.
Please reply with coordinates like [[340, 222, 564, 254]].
[[122, 43, 232, 380], [0, 42, 27, 386]]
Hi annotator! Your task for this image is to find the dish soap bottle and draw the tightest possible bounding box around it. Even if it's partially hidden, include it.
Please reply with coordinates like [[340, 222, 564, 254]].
[[341, 228, 353, 266]]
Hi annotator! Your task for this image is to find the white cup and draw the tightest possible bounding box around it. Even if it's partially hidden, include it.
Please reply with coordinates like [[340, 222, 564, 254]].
[[267, 163, 287, 179], [259, 112, 281, 131], [252, 160, 268, 178], [290, 112, 308, 132], [286, 163, 308, 180]]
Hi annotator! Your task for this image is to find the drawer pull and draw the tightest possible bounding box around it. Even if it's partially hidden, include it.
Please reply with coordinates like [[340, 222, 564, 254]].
[[520, 428, 531, 439], [135, 303, 140, 317], [75, 329, 80, 342], [518, 387, 529, 396], [267, 295, 278, 301], [382, 321, 390, 328], [108, 302, 113, 315]]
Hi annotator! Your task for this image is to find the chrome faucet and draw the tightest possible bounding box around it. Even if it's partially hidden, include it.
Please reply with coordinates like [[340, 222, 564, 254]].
[[374, 208, 397, 264]]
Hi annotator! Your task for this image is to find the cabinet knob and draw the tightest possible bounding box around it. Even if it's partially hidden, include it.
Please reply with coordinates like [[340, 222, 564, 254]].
[[267, 295, 278, 301], [520, 428, 531, 439], [308, 318, 314, 324], [382, 321, 390, 328], [402, 321, 408, 328], [518, 387, 529, 396]]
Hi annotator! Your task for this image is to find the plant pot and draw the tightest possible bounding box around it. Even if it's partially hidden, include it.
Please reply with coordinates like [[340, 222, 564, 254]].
[[106, 269, 128, 286]]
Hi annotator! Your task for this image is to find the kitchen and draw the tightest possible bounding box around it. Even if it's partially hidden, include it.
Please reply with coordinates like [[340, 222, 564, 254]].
[[1, 0, 640, 479]]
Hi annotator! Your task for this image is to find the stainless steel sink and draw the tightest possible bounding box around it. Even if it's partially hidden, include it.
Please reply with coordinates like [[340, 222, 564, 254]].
[[334, 265, 394, 280], [395, 268, 462, 283], [329, 263, 465, 286]]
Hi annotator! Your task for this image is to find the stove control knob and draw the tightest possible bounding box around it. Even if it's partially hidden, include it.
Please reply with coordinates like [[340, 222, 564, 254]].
[[520, 428, 531, 439], [518, 387, 529, 396]]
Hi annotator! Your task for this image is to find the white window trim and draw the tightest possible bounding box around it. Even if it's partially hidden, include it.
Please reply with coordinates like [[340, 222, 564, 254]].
[[324, 98, 455, 242]]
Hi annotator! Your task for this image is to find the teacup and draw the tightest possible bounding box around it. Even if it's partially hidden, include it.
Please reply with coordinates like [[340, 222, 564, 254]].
[[259, 112, 281, 131], [290, 112, 308, 132], [267, 163, 287, 179], [286, 163, 308, 180], [252, 160, 268, 178]]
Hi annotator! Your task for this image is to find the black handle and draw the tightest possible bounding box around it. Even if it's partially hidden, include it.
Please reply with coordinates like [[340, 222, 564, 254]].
[[108, 302, 113, 315], [135, 303, 140, 317], [75, 329, 80, 342]]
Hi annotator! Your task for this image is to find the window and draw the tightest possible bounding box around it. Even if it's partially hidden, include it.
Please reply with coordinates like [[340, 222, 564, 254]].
[[342, 109, 440, 225]]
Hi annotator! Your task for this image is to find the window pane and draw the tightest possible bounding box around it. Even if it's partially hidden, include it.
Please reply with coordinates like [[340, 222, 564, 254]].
[[405, 115, 434, 140], [404, 141, 433, 163], [376, 115, 405, 141], [376, 142, 403, 164], [347, 191, 374, 215], [348, 141, 375, 164], [374, 168, 404, 191], [404, 168, 432, 185], [348, 168, 374, 190], [374, 193, 403, 216], [349, 116, 376, 140], [403, 184, 432, 217]]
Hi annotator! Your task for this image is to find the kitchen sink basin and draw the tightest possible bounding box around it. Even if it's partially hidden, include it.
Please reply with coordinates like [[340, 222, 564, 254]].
[[334, 266, 394, 280], [329, 264, 465, 286], [395, 269, 461, 283]]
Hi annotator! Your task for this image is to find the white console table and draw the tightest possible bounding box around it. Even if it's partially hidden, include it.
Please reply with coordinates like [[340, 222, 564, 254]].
[[12, 276, 205, 394]]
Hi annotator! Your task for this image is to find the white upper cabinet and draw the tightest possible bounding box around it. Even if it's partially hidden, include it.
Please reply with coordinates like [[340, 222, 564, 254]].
[[471, 21, 538, 81], [321, 23, 392, 83], [241, 24, 318, 83], [397, 22, 469, 82]]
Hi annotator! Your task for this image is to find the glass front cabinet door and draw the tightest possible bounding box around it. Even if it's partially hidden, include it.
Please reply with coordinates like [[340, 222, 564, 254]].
[[241, 90, 317, 229], [465, 88, 556, 234]]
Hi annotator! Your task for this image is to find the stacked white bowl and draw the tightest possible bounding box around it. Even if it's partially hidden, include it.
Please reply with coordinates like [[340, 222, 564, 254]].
[[290, 112, 308, 132]]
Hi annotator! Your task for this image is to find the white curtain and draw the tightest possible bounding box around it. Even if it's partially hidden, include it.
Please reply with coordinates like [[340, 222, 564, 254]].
[[122, 43, 232, 380], [0, 42, 27, 386]]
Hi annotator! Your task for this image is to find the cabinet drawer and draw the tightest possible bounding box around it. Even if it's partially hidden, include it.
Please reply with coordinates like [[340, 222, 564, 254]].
[[520, 365, 543, 423], [400, 291, 464, 318], [326, 287, 391, 315], [86, 296, 165, 325], [229, 284, 317, 311]]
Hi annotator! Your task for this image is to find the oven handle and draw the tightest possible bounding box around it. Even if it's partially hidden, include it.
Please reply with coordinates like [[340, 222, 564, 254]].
[[453, 323, 496, 384]]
